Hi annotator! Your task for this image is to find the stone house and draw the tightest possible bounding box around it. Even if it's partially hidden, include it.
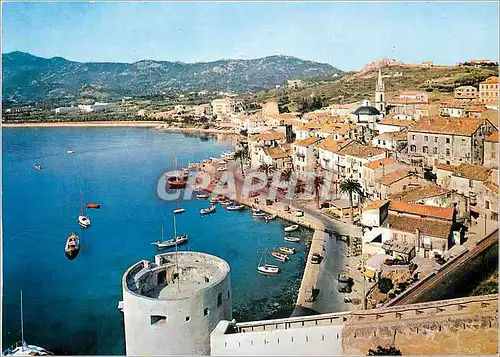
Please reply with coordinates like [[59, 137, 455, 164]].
[[479, 76, 499, 107], [362, 157, 409, 199], [454, 86, 478, 101], [484, 132, 499, 168], [373, 170, 425, 200], [372, 130, 408, 152], [292, 136, 323, 173]]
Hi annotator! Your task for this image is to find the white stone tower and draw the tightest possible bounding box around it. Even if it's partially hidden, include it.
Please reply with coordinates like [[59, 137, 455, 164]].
[[375, 68, 386, 114], [121, 252, 232, 355]]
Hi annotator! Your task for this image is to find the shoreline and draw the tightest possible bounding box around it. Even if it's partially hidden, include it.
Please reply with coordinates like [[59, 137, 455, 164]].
[[1, 121, 164, 128]]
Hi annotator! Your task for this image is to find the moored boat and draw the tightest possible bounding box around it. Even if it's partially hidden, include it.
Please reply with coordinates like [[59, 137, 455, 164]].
[[173, 208, 186, 214], [284, 224, 299, 232], [64, 233, 80, 260], [217, 167, 227, 172], [252, 209, 266, 217], [67, 150, 74, 154], [279, 246, 296, 255], [78, 190, 91, 228], [33, 164, 41, 171], [257, 264, 280, 275], [196, 192, 209, 199], [220, 200, 233, 206], [152, 234, 188, 249], [265, 213, 277, 222], [200, 205, 216, 215], [168, 179, 187, 189], [271, 251, 289, 262], [227, 204, 245, 211], [284, 236, 301, 243], [86, 203, 101, 209]]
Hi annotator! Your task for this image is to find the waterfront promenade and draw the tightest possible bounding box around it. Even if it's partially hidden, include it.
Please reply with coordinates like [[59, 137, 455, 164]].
[[198, 158, 364, 314]]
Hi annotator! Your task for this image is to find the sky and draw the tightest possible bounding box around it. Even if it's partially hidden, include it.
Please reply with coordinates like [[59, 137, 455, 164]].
[[1, 1, 499, 70]]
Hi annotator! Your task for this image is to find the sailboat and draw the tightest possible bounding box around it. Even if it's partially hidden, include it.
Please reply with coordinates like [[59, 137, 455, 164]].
[[151, 217, 188, 249], [173, 198, 185, 214], [78, 190, 91, 228], [257, 249, 280, 276], [167, 157, 187, 189], [2, 291, 53, 356], [64, 233, 80, 260]]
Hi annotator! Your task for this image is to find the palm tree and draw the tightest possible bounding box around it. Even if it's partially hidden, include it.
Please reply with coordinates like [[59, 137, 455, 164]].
[[295, 178, 306, 195], [259, 163, 275, 178], [339, 178, 364, 224], [234, 147, 250, 174], [280, 168, 293, 182], [313, 175, 325, 208]]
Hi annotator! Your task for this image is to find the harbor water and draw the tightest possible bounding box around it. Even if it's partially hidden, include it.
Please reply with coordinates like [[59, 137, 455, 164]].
[[2, 127, 312, 355]]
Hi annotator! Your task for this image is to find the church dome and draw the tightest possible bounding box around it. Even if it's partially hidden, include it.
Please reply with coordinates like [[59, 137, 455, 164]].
[[353, 106, 380, 116]]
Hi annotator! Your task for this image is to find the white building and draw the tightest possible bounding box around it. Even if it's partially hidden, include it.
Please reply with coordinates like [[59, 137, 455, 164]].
[[212, 98, 235, 118], [292, 136, 322, 172], [78, 102, 116, 112], [54, 106, 79, 114], [121, 252, 232, 356]]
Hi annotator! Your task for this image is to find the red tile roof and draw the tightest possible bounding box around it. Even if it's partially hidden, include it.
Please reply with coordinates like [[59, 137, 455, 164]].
[[364, 200, 390, 210], [389, 200, 454, 221], [376, 170, 413, 186], [364, 157, 397, 170], [486, 131, 498, 142], [436, 163, 493, 182], [339, 141, 386, 159], [481, 76, 499, 84], [409, 116, 486, 136], [385, 214, 452, 239]]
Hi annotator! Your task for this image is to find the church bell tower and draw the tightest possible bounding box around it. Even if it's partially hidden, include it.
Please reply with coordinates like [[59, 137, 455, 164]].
[[375, 68, 386, 114]]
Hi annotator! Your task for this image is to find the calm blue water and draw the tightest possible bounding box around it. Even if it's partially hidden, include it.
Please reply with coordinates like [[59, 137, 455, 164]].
[[2, 127, 311, 355]]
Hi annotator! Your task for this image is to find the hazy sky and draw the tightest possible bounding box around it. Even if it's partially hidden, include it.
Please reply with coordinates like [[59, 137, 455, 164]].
[[2, 1, 498, 70]]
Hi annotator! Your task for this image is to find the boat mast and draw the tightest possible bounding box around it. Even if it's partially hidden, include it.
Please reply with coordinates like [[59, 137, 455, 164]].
[[173, 214, 180, 292], [161, 225, 164, 243], [80, 189, 83, 215], [20, 291, 25, 349]]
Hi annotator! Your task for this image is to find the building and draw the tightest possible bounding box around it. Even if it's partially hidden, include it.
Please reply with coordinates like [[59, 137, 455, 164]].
[[248, 129, 287, 169], [373, 170, 425, 200], [261, 101, 280, 118], [377, 116, 414, 134], [484, 132, 499, 167], [54, 106, 79, 114], [121, 252, 232, 355], [372, 130, 407, 152], [351, 98, 382, 141], [212, 98, 235, 118], [479, 76, 499, 107], [407, 117, 497, 166], [338, 141, 386, 182], [287, 79, 303, 89], [439, 101, 467, 118], [78, 102, 116, 112], [292, 136, 323, 172], [261, 147, 292, 171], [375, 69, 386, 114], [194, 104, 213, 117], [454, 86, 478, 101], [421, 61, 435, 67], [362, 157, 409, 199], [393, 90, 429, 103], [386, 90, 429, 116]]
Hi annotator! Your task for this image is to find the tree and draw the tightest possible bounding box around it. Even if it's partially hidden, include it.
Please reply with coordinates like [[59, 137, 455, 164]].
[[280, 168, 293, 182], [367, 346, 402, 356], [313, 175, 325, 208], [234, 147, 250, 174], [259, 163, 275, 178], [339, 178, 364, 224]]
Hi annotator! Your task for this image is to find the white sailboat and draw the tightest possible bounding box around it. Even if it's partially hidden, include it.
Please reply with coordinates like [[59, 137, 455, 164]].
[[2, 291, 53, 356], [173, 198, 185, 214], [151, 217, 188, 249], [78, 190, 91, 228], [257, 249, 280, 276]]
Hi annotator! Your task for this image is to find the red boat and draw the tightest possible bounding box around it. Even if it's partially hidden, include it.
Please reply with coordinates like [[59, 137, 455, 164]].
[[169, 180, 187, 189], [86, 203, 101, 209]]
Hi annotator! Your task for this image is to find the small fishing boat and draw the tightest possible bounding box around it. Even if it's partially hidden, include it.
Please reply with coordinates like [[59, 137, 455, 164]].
[[86, 203, 101, 209], [173, 198, 185, 214], [78, 190, 91, 228], [220, 200, 233, 206], [67, 150, 74, 154], [284, 224, 299, 232], [252, 209, 266, 217], [227, 204, 245, 211], [196, 192, 209, 199], [168, 179, 187, 189], [3, 292, 53, 356], [265, 213, 277, 222], [271, 251, 289, 262], [217, 167, 227, 172], [257, 264, 280, 275], [284, 236, 301, 243], [152, 234, 188, 249], [33, 164, 41, 171], [65, 233, 80, 260], [218, 160, 227, 165], [200, 205, 216, 215], [279, 246, 296, 255]]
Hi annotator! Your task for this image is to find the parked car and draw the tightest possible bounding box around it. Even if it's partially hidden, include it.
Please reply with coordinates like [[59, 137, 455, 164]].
[[338, 274, 352, 293], [295, 209, 304, 217], [305, 286, 316, 302], [311, 253, 322, 264]]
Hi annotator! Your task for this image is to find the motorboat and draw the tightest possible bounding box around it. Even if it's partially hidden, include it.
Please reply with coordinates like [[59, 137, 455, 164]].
[[78, 190, 91, 228], [217, 167, 227, 172], [220, 200, 233, 206], [279, 246, 296, 255], [173, 208, 186, 214], [3, 292, 53, 356], [257, 264, 280, 275], [64, 233, 80, 260], [67, 150, 74, 154], [168, 179, 187, 189], [33, 164, 41, 171], [218, 160, 227, 165], [252, 209, 266, 217], [227, 204, 245, 211], [284, 224, 299, 232], [86, 203, 101, 209], [284, 236, 301, 243], [200, 205, 216, 215], [196, 192, 209, 199], [265, 213, 277, 222], [271, 251, 289, 262]]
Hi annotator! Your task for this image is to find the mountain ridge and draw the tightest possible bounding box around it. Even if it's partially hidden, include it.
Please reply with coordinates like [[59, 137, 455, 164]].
[[2, 51, 343, 102]]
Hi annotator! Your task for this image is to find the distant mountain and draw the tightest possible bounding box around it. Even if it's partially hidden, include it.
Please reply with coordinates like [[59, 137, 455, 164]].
[[2, 51, 343, 103]]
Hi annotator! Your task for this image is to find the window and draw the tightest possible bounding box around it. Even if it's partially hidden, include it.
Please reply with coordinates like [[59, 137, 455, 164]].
[[185, 316, 190, 322], [446, 149, 450, 155], [434, 137, 438, 143], [423, 146, 428, 153], [486, 201, 490, 210], [227, 291, 230, 299], [151, 315, 167, 325], [204, 308, 209, 316], [446, 138, 451, 144], [410, 145, 416, 152], [412, 135, 415, 140], [469, 180, 473, 188], [424, 136, 428, 142], [433, 147, 438, 154], [217, 293, 222, 307], [492, 150, 496, 159]]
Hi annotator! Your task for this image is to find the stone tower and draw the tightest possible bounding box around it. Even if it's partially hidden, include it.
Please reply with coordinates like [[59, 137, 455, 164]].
[[121, 252, 232, 355], [375, 68, 386, 114]]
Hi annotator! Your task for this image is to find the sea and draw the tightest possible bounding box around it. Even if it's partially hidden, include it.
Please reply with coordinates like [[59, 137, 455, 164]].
[[1, 127, 312, 355]]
